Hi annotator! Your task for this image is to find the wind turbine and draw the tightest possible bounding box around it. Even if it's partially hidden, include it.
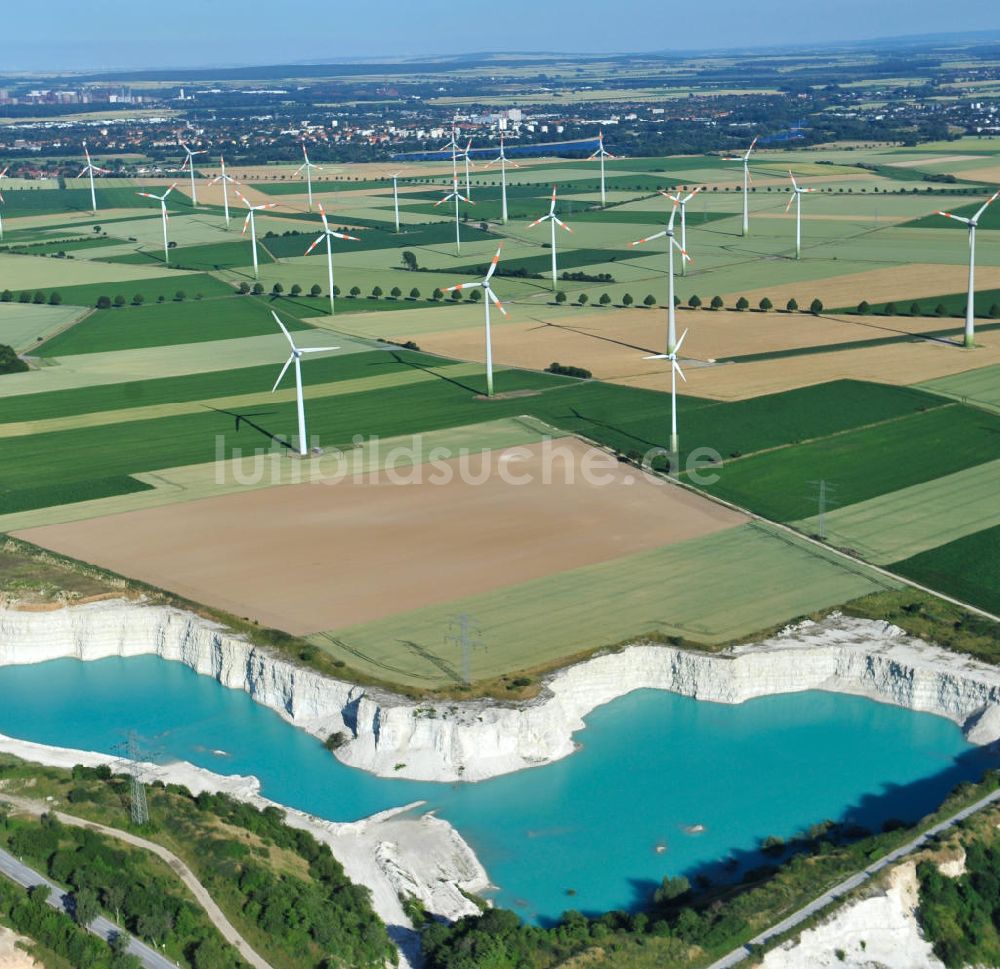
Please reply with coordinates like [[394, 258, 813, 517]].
[[235, 189, 277, 279], [135, 183, 178, 264], [643, 328, 688, 455], [528, 186, 572, 292], [296, 142, 323, 211], [629, 199, 691, 356], [459, 138, 474, 199], [210, 155, 239, 228], [270, 311, 339, 457], [484, 134, 518, 224], [588, 130, 616, 207], [786, 171, 815, 260], [444, 244, 507, 398], [434, 175, 472, 255], [936, 189, 1000, 348], [0, 167, 8, 240], [722, 136, 757, 236], [388, 172, 401, 232], [179, 141, 207, 205], [664, 186, 701, 276], [79, 142, 109, 213], [305, 202, 360, 317], [438, 123, 462, 185]]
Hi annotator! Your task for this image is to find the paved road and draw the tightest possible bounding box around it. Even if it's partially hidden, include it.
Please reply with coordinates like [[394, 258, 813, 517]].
[[0, 795, 273, 969], [706, 786, 1000, 968], [0, 844, 177, 969]]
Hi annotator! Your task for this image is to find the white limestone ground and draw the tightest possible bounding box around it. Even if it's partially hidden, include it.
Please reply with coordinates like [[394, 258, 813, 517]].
[[0, 928, 39, 969], [761, 861, 945, 969]]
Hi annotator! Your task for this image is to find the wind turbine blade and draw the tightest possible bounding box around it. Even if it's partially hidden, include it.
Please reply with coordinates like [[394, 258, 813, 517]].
[[785, 194, 795, 214], [458, 194, 473, 204], [935, 210, 972, 225], [747, 136, 758, 155], [973, 189, 1000, 222], [271, 311, 296, 349], [136, 192, 157, 200], [78, 167, 89, 178], [673, 359, 687, 382], [643, 353, 669, 360], [305, 234, 325, 255], [299, 346, 340, 353], [242, 212, 252, 235], [788, 170, 798, 190], [527, 215, 546, 228], [163, 182, 178, 197], [685, 186, 703, 202], [485, 243, 503, 282], [271, 355, 294, 393], [555, 217, 572, 233], [549, 185, 557, 214], [488, 289, 507, 316], [330, 231, 361, 241], [629, 230, 667, 246], [675, 328, 689, 354], [444, 282, 475, 292]]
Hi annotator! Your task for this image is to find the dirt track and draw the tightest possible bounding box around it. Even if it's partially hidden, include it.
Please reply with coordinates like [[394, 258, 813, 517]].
[[16, 439, 746, 636]]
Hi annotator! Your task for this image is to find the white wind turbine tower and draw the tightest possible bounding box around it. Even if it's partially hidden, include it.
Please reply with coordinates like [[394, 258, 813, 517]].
[[79, 142, 109, 213], [663, 186, 701, 276], [644, 328, 688, 455], [935, 189, 1000, 348], [444, 244, 507, 398], [484, 134, 518, 224], [459, 138, 474, 199], [296, 142, 323, 211], [434, 175, 473, 255], [388, 172, 402, 232], [786, 170, 815, 260], [210, 155, 239, 228], [0, 167, 8, 240], [305, 202, 360, 317], [439, 123, 461, 185], [235, 189, 277, 279], [135, 183, 178, 264], [588, 130, 616, 207], [270, 311, 339, 457], [179, 141, 207, 205], [629, 199, 691, 356], [722, 136, 758, 236], [528, 186, 572, 292]]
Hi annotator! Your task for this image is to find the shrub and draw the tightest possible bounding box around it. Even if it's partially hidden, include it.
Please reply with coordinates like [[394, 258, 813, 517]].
[[450, 288, 463, 301], [0, 344, 29, 374], [786, 298, 799, 313], [132, 293, 144, 306], [759, 297, 772, 312], [990, 303, 1000, 319], [470, 289, 482, 302], [599, 293, 611, 306], [409, 287, 421, 300], [310, 283, 321, 296], [113, 295, 126, 308], [857, 300, 870, 315], [884, 301, 897, 316], [238, 282, 251, 294], [577, 293, 588, 306], [546, 362, 592, 379], [252, 282, 264, 295], [555, 291, 567, 304], [0, 290, 10, 302], [622, 293, 634, 307], [644, 294, 657, 307], [271, 282, 284, 295], [349, 285, 361, 298], [290, 283, 302, 296], [48, 291, 62, 305], [688, 294, 702, 309], [736, 296, 749, 311], [175, 290, 186, 302], [431, 288, 443, 301], [332, 285, 341, 297], [711, 295, 724, 310], [910, 301, 921, 316], [810, 298, 823, 315], [371, 285, 383, 299], [18, 291, 31, 304], [324, 731, 349, 751], [32, 290, 45, 304], [390, 286, 402, 299], [401, 250, 418, 271], [934, 303, 947, 317]]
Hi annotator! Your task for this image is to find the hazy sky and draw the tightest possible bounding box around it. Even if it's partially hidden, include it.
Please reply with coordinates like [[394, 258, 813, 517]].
[[6, 0, 996, 73]]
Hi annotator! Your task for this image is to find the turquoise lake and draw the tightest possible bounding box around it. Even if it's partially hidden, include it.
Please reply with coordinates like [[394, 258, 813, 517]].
[[0, 656, 992, 924]]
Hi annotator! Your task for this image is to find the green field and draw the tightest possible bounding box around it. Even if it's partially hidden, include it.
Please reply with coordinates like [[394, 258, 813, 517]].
[[917, 364, 1000, 411], [697, 404, 1000, 522], [34, 295, 316, 356], [12, 272, 235, 309], [102, 239, 273, 271], [833, 289, 1000, 317], [904, 202, 1000, 230], [891, 524, 1000, 616], [794, 458, 1000, 563], [0, 186, 191, 217], [313, 522, 897, 688]]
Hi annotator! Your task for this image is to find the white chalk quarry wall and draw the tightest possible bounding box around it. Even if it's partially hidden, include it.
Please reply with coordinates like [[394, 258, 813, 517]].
[[1, 599, 999, 783]]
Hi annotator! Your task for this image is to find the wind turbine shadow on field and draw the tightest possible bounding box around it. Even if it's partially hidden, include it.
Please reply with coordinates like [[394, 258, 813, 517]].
[[388, 350, 481, 395], [566, 406, 661, 451], [205, 405, 293, 449], [524, 315, 658, 355]]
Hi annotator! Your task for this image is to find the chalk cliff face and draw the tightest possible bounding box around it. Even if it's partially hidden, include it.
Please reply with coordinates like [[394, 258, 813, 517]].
[[1, 600, 998, 784]]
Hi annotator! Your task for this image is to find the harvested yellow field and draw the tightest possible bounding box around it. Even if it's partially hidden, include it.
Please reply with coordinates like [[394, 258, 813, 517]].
[[621, 334, 1000, 400], [955, 164, 1000, 183], [887, 154, 978, 168], [724, 263, 1000, 310], [409, 307, 973, 382]]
